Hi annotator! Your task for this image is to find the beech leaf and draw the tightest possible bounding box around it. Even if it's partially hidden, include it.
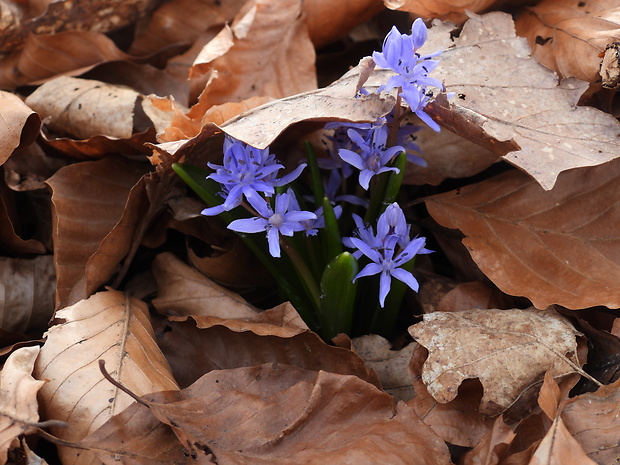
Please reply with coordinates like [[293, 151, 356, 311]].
[[420, 12, 620, 190], [0, 91, 41, 165], [0, 346, 45, 465], [515, 0, 620, 83], [384, 0, 498, 24], [34, 289, 179, 465], [425, 165, 620, 310], [409, 308, 583, 415]]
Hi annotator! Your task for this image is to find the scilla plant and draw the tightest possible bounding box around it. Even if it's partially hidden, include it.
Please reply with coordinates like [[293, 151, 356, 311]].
[[173, 19, 442, 341]]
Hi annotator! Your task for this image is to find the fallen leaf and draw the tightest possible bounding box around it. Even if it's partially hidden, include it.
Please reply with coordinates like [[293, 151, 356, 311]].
[[0, 91, 41, 165], [189, 0, 317, 107], [34, 289, 179, 465], [420, 12, 620, 190], [515, 0, 620, 83], [425, 165, 620, 310], [46, 156, 147, 308], [0, 346, 45, 465], [561, 378, 620, 465], [461, 415, 516, 465], [351, 334, 415, 401], [384, 0, 498, 24], [94, 363, 452, 464], [409, 308, 584, 415], [436, 281, 515, 313], [155, 303, 381, 389], [0, 256, 54, 334], [152, 252, 259, 319]]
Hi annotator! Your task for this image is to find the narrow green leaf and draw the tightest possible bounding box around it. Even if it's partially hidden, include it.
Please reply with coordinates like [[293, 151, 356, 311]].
[[321, 196, 342, 263], [304, 141, 325, 206], [319, 252, 358, 340]]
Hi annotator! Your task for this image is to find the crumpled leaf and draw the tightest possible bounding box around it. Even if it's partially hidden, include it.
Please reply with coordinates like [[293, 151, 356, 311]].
[[425, 164, 620, 310], [25, 76, 157, 140], [515, 0, 620, 84], [409, 308, 584, 415], [46, 156, 147, 308], [351, 334, 415, 402], [91, 363, 452, 465], [152, 252, 259, 319], [0, 346, 45, 465], [384, 0, 498, 24], [420, 12, 620, 190], [0, 91, 41, 165], [34, 289, 179, 465], [155, 303, 381, 389], [561, 377, 620, 464], [0, 256, 54, 333]]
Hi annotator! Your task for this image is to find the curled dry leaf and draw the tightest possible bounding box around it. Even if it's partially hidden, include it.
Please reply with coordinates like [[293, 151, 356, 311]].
[[420, 12, 620, 190], [460, 415, 515, 465], [156, 303, 380, 389], [0, 91, 41, 165], [409, 308, 583, 415], [515, 0, 620, 84], [425, 165, 620, 310], [25, 76, 156, 140], [89, 363, 451, 465], [384, 0, 497, 24], [0, 346, 45, 465], [152, 252, 259, 319], [46, 156, 147, 308], [190, 0, 317, 108], [561, 378, 620, 464], [0, 256, 54, 334], [34, 289, 179, 465], [351, 334, 415, 402]]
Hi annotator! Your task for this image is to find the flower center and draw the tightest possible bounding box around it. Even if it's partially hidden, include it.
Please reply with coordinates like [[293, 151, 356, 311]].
[[269, 213, 284, 228]]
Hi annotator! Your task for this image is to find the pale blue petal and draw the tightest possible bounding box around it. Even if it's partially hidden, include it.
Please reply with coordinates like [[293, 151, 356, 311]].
[[228, 217, 268, 233], [391, 268, 420, 292], [267, 227, 281, 258]]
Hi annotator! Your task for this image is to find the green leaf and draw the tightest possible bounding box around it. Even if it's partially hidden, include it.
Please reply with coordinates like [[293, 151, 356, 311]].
[[319, 252, 358, 340]]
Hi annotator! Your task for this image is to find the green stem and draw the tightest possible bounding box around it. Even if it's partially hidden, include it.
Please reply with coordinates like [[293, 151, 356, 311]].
[[281, 238, 321, 314]]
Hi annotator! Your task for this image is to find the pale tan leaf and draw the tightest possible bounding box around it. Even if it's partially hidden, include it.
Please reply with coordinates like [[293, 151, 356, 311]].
[[515, 0, 620, 83], [561, 378, 620, 465], [0, 91, 40, 166], [528, 417, 597, 465], [46, 157, 147, 308], [351, 335, 415, 402], [26, 77, 141, 140], [190, 0, 317, 107], [384, 0, 497, 24], [425, 164, 620, 310], [409, 308, 583, 415], [419, 12, 620, 190], [152, 252, 259, 319], [34, 289, 178, 465], [0, 256, 54, 333], [0, 346, 45, 465]]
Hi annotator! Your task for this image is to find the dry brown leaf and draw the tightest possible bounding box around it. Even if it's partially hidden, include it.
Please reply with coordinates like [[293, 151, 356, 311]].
[[528, 418, 598, 465], [384, 0, 497, 24], [0, 256, 54, 333], [0, 92, 41, 165], [0, 31, 133, 89], [34, 289, 179, 465], [0, 346, 45, 465], [420, 12, 620, 190], [409, 343, 493, 447], [515, 0, 620, 83], [189, 0, 317, 108], [561, 378, 620, 464], [46, 156, 147, 308], [425, 164, 620, 310], [91, 363, 451, 465], [436, 282, 514, 313], [155, 303, 381, 389], [409, 308, 583, 415], [351, 334, 415, 401], [461, 415, 516, 465], [25, 76, 154, 140], [152, 252, 259, 319]]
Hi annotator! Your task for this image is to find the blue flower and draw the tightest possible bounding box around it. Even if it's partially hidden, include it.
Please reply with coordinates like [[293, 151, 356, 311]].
[[227, 189, 316, 258], [338, 124, 404, 190], [371, 18, 443, 132], [201, 136, 306, 216]]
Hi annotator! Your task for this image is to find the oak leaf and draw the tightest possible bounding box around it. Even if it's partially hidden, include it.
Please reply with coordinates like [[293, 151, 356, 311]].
[[515, 0, 620, 84], [420, 12, 620, 190], [34, 289, 179, 465], [409, 308, 583, 415], [0, 346, 45, 465], [425, 165, 620, 310]]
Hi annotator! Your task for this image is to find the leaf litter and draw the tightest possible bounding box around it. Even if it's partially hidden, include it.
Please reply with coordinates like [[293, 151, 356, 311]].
[[0, 1, 617, 464]]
